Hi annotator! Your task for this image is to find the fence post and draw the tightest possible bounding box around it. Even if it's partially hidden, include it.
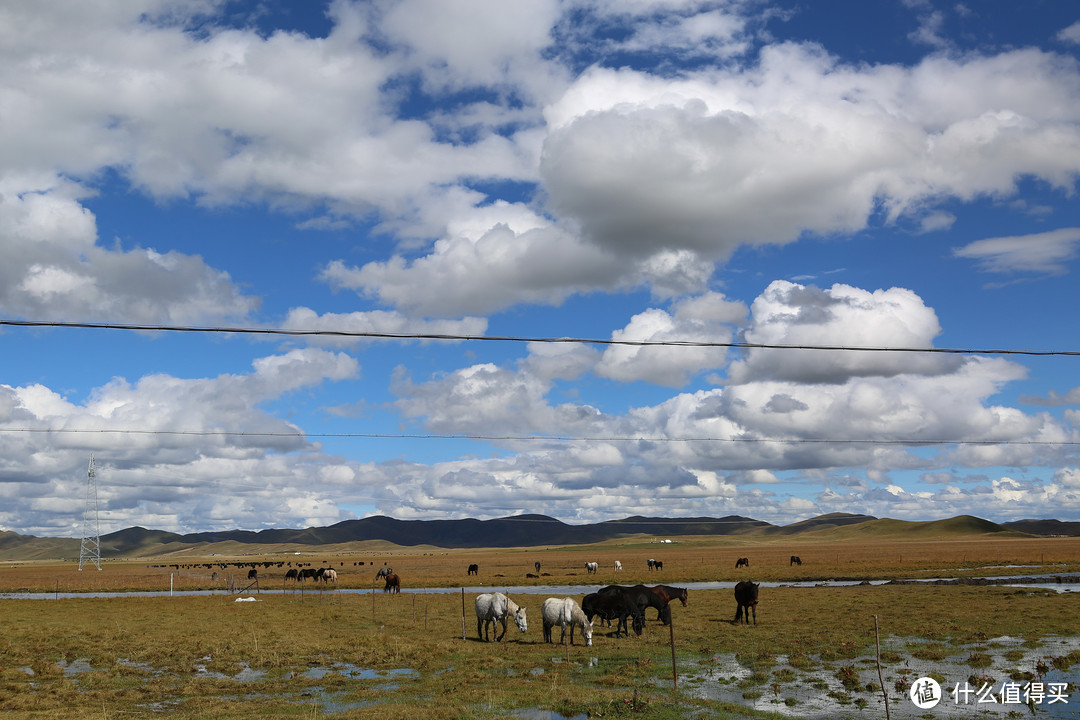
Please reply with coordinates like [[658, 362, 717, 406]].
[[874, 615, 891, 720], [669, 608, 678, 689], [461, 588, 466, 640]]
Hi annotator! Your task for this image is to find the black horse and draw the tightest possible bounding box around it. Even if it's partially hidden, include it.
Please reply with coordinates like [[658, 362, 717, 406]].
[[733, 581, 759, 625], [582, 590, 645, 638], [735, 557, 749, 568], [467, 563, 479, 575], [790, 555, 802, 566], [596, 584, 674, 625]]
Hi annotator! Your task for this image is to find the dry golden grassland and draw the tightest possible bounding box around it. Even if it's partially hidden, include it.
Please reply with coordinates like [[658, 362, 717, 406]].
[[4, 532, 1078, 593], [1, 534, 1078, 719]]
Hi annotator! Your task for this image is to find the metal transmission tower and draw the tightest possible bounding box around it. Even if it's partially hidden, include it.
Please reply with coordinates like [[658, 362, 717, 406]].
[[78, 454, 102, 571]]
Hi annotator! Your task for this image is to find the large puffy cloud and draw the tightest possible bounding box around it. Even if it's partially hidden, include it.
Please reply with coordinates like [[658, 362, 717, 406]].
[[595, 292, 747, 386], [322, 214, 628, 316], [378, 0, 565, 97], [1, 1, 517, 209], [0, 182, 258, 322], [541, 45, 1080, 262], [728, 280, 959, 384], [392, 359, 607, 437], [340, 38, 1080, 318]]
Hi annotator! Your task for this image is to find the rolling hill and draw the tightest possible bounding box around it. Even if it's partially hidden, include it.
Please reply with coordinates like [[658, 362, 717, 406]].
[[1, 512, 1074, 561]]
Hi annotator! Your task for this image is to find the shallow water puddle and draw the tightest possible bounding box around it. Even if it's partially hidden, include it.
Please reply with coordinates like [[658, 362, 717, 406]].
[[195, 660, 267, 682], [295, 688, 380, 714], [57, 658, 94, 677], [300, 663, 418, 682], [506, 708, 587, 720], [672, 635, 1080, 719]]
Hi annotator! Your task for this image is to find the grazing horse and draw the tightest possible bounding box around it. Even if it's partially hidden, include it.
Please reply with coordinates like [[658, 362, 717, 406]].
[[599, 584, 671, 625], [467, 563, 479, 576], [383, 573, 401, 593], [733, 581, 759, 625], [790, 555, 802, 566], [322, 568, 337, 583], [475, 593, 528, 642], [653, 560, 663, 571], [298, 568, 320, 581], [542, 598, 592, 646], [649, 584, 689, 618], [582, 590, 645, 638], [247, 568, 258, 580], [375, 566, 393, 580], [284, 568, 298, 581], [613, 560, 622, 573], [534, 561, 541, 574], [735, 557, 750, 568], [585, 561, 599, 574], [629, 585, 687, 626]]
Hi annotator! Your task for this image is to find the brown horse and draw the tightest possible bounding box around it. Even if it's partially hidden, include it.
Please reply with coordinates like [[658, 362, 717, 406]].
[[648, 584, 688, 625], [735, 557, 749, 568], [383, 573, 401, 593], [649, 584, 688, 607]]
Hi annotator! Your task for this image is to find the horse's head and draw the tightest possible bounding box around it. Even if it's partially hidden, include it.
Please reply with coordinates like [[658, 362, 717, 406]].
[[513, 607, 528, 633], [582, 619, 593, 646]]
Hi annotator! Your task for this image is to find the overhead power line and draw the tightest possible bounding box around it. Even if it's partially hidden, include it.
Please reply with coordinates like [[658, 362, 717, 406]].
[[3, 427, 1079, 447], [2, 318, 1078, 356]]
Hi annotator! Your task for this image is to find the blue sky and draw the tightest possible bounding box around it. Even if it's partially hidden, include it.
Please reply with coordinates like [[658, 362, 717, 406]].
[[3, 0, 1080, 537]]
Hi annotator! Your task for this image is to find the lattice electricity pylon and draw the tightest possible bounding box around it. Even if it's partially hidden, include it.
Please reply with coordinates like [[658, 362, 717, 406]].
[[78, 454, 102, 571]]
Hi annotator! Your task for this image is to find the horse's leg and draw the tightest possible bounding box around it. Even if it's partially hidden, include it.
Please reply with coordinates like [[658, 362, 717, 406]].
[[751, 604, 756, 625], [497, 617, 506, 642]]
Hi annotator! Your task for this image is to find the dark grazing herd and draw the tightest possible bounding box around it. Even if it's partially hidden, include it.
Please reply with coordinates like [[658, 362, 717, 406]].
[[580, 583, 688, 637]]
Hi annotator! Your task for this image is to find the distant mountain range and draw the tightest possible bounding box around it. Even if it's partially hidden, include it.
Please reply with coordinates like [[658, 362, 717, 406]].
[[1, 513, 1077, 561]]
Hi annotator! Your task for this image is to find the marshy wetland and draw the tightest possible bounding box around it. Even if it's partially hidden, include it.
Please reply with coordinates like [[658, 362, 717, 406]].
[[2, 534, 1079, 719]]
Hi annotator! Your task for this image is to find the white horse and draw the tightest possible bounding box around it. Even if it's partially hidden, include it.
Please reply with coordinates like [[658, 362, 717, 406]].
[[542, 597, 592, 647], [613, 560, 622, 573], [322, 568, 337, 583], [585, 561, 598, 574], [475, 592, 528, 642]]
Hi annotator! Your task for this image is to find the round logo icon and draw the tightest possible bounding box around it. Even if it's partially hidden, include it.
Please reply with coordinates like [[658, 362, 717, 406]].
[[910, 677, 942, 709]]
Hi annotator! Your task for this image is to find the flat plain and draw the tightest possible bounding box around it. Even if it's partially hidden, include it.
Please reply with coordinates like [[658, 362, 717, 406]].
[[2, 531, 1079, 719]]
